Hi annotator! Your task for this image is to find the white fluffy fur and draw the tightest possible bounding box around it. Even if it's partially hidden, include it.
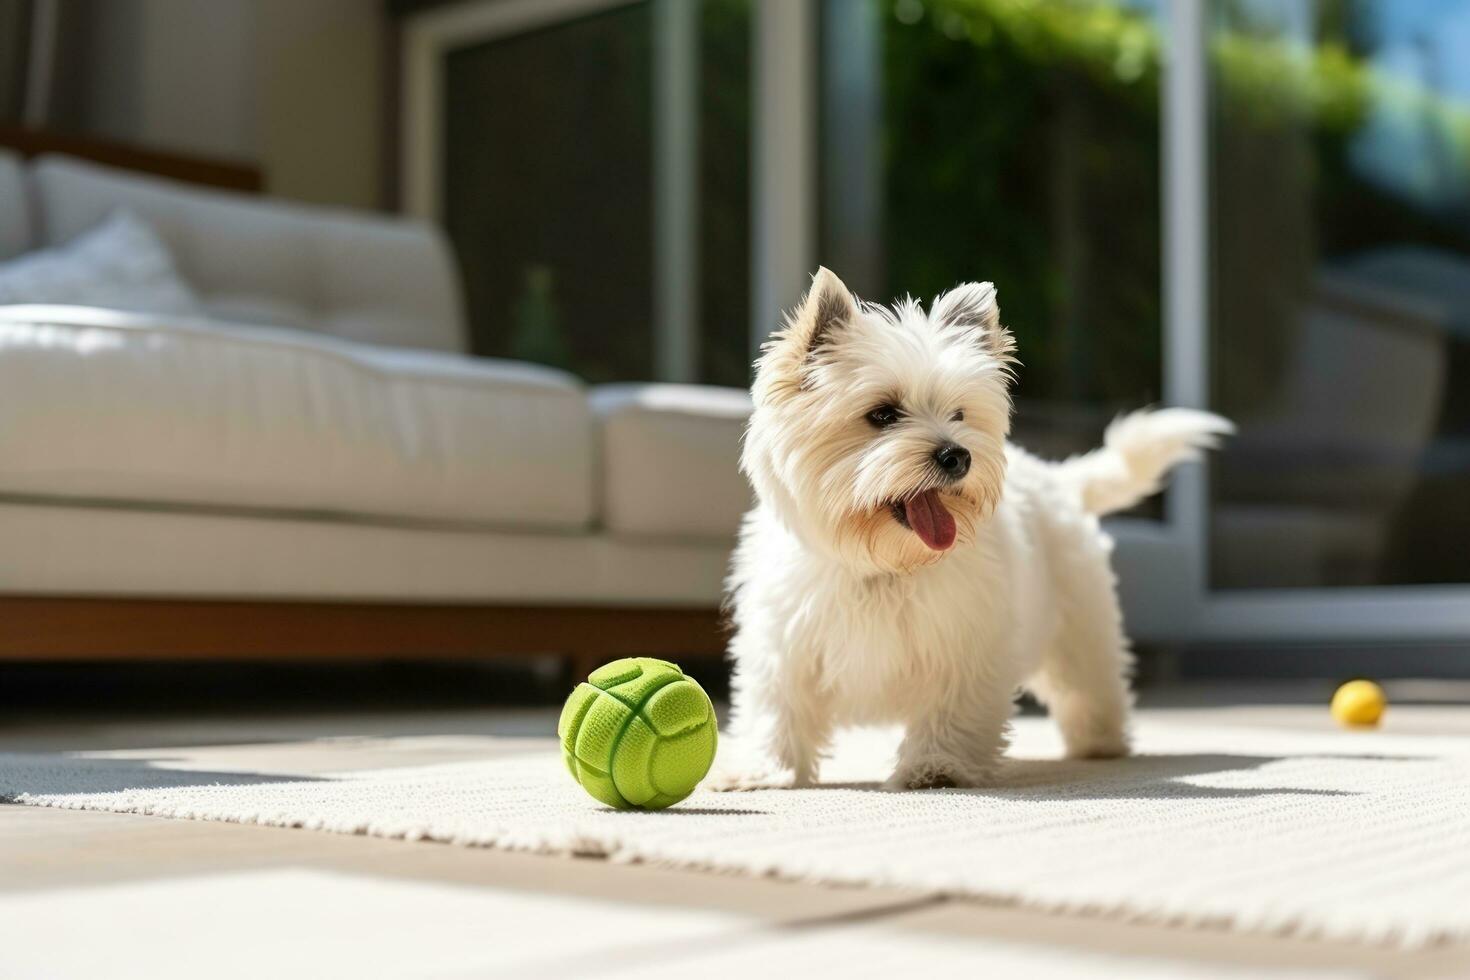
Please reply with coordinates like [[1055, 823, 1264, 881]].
[[721, 268, 1232, 790]]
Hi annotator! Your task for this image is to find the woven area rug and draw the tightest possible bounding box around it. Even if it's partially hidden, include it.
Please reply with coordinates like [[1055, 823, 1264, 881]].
[[4, 717, 1468, 948]]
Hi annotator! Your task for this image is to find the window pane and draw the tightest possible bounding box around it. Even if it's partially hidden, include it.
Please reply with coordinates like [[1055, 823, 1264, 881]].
[[698, 0, 753, 388], [440, 1, 749, 388], [443, 5, 654, 382], [822, 0, 1164, 465], [1208, 0, 1470, 588]]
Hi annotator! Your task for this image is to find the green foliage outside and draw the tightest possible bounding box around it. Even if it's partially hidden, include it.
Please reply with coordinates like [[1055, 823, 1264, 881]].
[[877, 0, 1470, 412], [882, 0, 1163, 412]]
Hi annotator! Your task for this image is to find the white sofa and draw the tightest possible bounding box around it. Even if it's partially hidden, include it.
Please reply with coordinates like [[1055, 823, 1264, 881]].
[[0, 153, 752, 661]]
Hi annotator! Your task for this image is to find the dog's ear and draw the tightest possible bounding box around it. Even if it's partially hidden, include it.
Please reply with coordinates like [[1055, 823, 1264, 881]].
[[932, 282, 1015, 361], [754, 268, 860, 402], [758, 265, 858, 399], [791, 267, 859, 360]]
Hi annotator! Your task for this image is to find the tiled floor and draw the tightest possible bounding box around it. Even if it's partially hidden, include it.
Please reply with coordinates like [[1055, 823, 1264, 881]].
[[3, 683, 1469, 978]]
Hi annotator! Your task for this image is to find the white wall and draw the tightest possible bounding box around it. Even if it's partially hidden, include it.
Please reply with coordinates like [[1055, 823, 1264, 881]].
[[58, 0, 384, 210], [72, 0, 259, 161], [255, 0, 385, 209]]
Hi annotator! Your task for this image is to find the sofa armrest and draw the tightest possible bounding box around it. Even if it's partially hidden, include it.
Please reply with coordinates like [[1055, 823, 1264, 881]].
[[590, 383, 753, 539]]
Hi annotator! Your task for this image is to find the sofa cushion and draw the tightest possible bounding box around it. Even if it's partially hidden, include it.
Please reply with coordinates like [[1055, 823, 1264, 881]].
[[0, 210, 203, 316], [28, 155, 466, 353], [0, 306, 594, 529], [0, 149, 30, 261], [591, 383, 752, 539]]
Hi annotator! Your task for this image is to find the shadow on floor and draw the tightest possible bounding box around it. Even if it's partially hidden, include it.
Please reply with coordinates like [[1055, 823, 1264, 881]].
[[0, 752, 326, 798], [801, 750, 1424, 800]]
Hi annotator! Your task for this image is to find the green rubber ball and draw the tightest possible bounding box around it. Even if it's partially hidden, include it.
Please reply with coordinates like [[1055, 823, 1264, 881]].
[[558, 658, 718, 810]]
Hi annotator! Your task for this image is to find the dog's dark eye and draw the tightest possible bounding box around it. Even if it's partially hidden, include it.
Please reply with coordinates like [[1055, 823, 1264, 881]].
[[950, 409, 965, 423], [866, 404, 901, 429]]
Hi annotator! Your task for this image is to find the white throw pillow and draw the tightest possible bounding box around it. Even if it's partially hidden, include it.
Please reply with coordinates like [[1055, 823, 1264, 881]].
[[0, 209, 203, 316]]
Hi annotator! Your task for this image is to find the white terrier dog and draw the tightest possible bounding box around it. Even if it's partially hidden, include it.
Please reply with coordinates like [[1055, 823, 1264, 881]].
[[721, 268, 1231, 790]]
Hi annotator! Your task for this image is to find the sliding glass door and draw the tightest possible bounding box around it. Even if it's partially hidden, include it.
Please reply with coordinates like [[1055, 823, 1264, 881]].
[[1177, 0, 1470, 642], [1208, 0, 1470, 591]]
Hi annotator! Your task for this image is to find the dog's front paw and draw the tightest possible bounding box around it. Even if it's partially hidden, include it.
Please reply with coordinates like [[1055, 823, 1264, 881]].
[[898, 770, 956, 790], [885, 757, 996, 791], [706, 765, 807, 792], [706, 738, 814, 791], [1064, 725, 1128, 764], [1063, 728, 1131, 760]]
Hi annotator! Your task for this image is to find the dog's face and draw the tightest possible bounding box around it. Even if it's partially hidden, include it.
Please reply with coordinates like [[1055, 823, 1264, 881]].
[[743, 268, 1015, 576]]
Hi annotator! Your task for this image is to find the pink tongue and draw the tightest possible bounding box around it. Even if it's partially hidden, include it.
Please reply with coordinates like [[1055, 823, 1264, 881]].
[[904, 489, 956, 551]]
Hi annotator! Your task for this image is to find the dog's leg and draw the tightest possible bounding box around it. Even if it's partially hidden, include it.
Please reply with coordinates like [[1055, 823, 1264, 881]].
[[765, 680, 830, 787], [886, 681, 1013, 790], [712, 649, 831, 790], [1026, 554, 1134, 759]]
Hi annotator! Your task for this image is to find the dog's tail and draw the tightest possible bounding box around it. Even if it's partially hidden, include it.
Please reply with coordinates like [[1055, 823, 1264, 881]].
[[1055, 408, 1234, 516]]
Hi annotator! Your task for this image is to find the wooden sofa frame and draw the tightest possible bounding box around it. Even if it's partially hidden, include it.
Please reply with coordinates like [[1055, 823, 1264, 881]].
[[0, 598, 728, 678]]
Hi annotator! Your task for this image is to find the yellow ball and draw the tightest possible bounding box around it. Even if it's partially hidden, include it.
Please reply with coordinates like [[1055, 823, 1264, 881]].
[[1331, 680, 1386, 727]]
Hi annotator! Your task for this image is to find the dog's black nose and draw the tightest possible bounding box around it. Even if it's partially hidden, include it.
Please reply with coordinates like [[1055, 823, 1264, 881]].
[[933, 443, 971, 479]]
